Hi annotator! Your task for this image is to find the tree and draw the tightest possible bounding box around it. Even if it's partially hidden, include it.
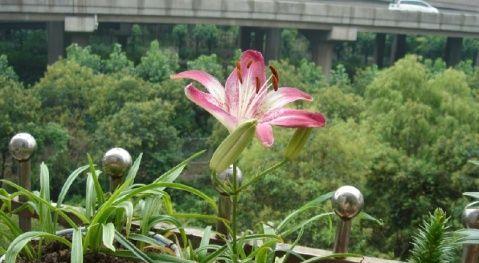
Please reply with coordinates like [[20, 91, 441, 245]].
[[187, 54, 224, 82], [0, 55, 18, 80], [95, 99, 183, 181], [135, 40, 179, 83], [103, 43, 134, 74], [66, 44, 103, 73]]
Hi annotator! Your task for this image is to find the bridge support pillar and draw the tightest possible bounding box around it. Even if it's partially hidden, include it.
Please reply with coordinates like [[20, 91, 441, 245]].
[[390, 34, 407, 63], [239, 27, 253, 51], [265, 28, 281, 62], [374, 33, 386, 68], [445, 37, 463, 67], [47, 21, 64, 64], [301, 30, 333, 76], [252, 28, 265, 52]]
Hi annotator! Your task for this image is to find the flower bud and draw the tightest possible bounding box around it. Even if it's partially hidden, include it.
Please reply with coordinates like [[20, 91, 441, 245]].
[[284, 128, 312, 160], [210, 120, 257, 173]]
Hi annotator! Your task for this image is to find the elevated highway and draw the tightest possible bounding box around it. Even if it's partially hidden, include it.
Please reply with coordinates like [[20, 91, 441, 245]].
[[0, 0, 477, 72]]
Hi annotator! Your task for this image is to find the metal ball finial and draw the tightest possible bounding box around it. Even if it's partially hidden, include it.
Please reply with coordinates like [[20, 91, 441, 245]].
[[102, 148, 132, 177], [332, 185, 364, 220], [9, 133, 37, 161], [463, 208, 479, 229], [214, 165, 243, 194]]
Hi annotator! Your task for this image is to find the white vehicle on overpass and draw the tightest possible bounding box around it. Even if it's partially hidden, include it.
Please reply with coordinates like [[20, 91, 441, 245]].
[[389, 0, 439, 13]]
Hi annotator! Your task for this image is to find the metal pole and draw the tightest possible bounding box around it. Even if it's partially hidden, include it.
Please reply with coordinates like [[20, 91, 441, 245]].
[[9, 133, 37, 232], [462, 208, 479, 263], [102, 148, 132, 192], [214, 165, 242, 236], [331, 185, 364, 254]]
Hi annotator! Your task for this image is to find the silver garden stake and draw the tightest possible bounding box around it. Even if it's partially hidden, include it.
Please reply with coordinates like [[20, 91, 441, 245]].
[[215, 165, 243, 236], [9, 132, 37, 232], [102, 147, 132, 192], [331, 185, 364, 254], [462, 208, 479, 263]]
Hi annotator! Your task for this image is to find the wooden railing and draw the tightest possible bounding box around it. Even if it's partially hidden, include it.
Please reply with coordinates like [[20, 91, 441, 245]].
[[5, 132, 407, 262]]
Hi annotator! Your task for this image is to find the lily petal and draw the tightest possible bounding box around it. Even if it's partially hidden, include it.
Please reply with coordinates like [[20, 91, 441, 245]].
[[262, 109, 326, 128], [225, 50, 267, 116], [256, 123, 274, 147], [262, 87, 313, 112], [185, 84, 237, 131], [173, 70, 225, 104]]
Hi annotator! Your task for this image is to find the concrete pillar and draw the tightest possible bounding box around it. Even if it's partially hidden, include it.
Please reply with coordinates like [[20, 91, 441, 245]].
[[46, 21, 64, 64], [445, 37, 463, 67], [69, 33, 89, 47], [374, 33, 386, 68], [303, 30, 334, 76], [264, 28, 281, 62], [239, 27, 252, 51], [390, 34, 407, 63], [252, 28, 265, 52]]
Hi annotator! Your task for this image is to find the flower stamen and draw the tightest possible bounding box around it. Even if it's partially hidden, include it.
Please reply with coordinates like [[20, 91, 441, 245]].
[[247, 60, 254, 68], [269, 65, 279, 82], [272, 75, 279, 91], [236, 62, 243, 84], [255, 77, 261, 93]]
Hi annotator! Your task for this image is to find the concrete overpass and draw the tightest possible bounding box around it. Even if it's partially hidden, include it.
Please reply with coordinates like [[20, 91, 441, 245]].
[[1, 0, 478, 72]]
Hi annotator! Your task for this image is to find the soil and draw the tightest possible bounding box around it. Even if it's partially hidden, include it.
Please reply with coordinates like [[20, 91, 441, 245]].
[[17, 242, 138, 263]]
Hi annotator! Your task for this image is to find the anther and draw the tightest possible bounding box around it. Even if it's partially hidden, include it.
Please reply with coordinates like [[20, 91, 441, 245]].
[[236, 68, 243, 84], [255, 77, 261, 93], [272, 75, 279, 91], [269, 65, 279, 81], [246, 60, 254, 68]]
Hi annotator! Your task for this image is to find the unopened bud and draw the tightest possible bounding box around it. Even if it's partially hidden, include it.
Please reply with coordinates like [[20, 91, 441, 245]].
[[210, 120, 256, 173], [284, 128, 312, 160]]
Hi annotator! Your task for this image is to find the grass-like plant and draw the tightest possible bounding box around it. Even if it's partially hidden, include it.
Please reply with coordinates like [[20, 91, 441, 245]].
[[0, 150, 219, 263]]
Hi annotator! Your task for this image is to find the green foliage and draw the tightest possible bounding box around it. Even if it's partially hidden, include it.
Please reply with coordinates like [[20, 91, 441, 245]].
[[66, 44, 103, 73], [95, 99, 182, 180], [135, 40, 179, 83], [409, 209, 456, 263], [0, 55, 18, 80], [268, 59, 326, 94], [103, 44, 134, 74], [187, 54, 224, 81]]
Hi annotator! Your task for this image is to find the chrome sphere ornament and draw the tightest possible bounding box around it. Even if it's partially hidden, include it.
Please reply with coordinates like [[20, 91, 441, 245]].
[[102, 148, 132, 177], [332, 185, 364, 220], [9, 133, 37, 161], [214, 165, 243, 194], [463, 208, 479, 229]]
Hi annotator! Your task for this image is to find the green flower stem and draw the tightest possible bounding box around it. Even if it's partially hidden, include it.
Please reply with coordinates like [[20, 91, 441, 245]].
[[232, 162, 238, 263]]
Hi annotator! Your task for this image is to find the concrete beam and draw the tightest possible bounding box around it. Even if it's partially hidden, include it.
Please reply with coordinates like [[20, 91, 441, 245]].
[[46, 21, 64, 64], [65, 15, 98, 32], [328, 27, 357, 41], [444, 37, 463, 66], [265, 28, 281, 62]]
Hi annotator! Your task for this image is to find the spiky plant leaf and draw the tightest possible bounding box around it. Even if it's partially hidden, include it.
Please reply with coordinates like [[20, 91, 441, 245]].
[[409, 208, 457, 263]]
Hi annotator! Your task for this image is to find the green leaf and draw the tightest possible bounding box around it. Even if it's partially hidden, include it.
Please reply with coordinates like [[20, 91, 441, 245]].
[[198, 226, 212, 260], [87, 154, 105, 204], [154, 150, 206, 184], [85, 172, 97, 220], [277, 192, 333, 232], [57, 165, 89, 207], [115, 201, 134, 236], [102, 223, 116, 252], [71, 228, 83, 263], [39, 163, 54, 233], [210, 120, 256, 173], [114, 229, 154, 263], [5, 232, 71, 263], [284, 128, 313, 160]]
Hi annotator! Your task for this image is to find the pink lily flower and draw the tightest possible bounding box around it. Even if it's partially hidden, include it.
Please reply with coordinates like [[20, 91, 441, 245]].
[[172, 50, 325, 147]]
